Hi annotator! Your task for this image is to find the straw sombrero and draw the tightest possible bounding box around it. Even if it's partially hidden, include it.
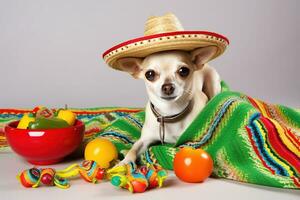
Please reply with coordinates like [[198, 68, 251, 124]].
[[103, 13, 229, 70]]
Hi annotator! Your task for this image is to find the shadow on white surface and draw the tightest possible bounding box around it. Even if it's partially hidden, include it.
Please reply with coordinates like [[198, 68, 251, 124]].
[[1, 153, 299, 200]]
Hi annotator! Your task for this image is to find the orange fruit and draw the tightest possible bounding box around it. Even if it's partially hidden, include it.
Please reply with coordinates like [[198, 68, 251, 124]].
[[173, 147, 213, 183]]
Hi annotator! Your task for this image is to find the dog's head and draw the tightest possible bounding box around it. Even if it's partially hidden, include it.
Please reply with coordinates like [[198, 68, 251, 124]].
[[116, 46, 217, 103]]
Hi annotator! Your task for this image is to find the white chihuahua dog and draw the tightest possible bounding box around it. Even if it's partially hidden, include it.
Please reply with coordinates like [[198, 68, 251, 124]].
[[116, 46, 221, 165]]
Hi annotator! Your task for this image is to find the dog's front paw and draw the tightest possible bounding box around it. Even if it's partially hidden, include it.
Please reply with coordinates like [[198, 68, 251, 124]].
[[115, 157, 135, 167], [115, 150, 137, 166]]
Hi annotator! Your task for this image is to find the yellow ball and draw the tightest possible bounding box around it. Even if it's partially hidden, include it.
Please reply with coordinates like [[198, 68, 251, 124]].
[[84, 138, 118, 169]]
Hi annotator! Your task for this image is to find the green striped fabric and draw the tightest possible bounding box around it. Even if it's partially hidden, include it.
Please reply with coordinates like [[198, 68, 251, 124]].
[[0, 82, 299, 189], [96, 90, 300, 189]]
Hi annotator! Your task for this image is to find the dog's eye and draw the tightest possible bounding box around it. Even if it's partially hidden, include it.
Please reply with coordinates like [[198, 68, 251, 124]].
[[145, 70, 156, 81], [178, 67, 190, 77]]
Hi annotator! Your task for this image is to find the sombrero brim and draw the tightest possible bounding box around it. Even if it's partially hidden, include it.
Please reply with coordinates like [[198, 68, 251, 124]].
[[102, 31, 229, 70]]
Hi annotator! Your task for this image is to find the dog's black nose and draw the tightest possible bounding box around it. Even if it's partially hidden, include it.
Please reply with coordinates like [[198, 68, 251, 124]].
[[161, 83, 175, 95]]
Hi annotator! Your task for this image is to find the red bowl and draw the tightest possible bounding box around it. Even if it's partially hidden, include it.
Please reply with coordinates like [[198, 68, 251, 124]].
[[5, 119, 85, 165]]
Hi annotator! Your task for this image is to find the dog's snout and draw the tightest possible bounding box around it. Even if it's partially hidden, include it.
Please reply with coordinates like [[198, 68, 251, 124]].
[[161, 83, 175, 95]]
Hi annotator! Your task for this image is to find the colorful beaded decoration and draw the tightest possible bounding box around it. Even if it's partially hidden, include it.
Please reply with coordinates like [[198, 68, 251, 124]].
[[17, 167, 69, 189], [17, 160, 168, 193], [110, 162, 168, 193], [17, 160, 106, 189]]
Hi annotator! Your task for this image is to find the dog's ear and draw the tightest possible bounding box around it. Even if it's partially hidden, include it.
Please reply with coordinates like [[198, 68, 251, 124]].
[[116, 57, 143, 78], [191, 46, 217, 70]]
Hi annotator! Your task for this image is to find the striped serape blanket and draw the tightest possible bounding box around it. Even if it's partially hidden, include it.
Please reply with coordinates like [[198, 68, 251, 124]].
[[0, 84, 299, 189]]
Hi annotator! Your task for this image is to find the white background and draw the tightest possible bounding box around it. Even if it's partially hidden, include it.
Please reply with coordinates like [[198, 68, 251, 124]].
[[0, 0, 299, 108]]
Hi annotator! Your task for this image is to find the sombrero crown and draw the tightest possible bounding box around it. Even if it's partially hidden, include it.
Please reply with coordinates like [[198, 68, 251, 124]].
[[103, 13, 229, 70]]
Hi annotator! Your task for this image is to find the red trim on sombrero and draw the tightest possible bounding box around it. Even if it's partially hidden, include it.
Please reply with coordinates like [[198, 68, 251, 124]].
[[102, 31, 229, 58]]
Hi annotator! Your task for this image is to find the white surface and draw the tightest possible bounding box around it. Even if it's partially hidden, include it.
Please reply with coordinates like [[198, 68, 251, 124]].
[[1, 152, 299, 200]]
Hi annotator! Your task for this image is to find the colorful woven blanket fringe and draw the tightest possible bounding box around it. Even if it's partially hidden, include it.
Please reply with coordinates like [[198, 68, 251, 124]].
[[1, 84, 299, 189]]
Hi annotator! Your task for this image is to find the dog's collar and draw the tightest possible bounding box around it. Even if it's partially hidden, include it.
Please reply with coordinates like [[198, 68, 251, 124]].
[[150, 100, 193, 144]]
